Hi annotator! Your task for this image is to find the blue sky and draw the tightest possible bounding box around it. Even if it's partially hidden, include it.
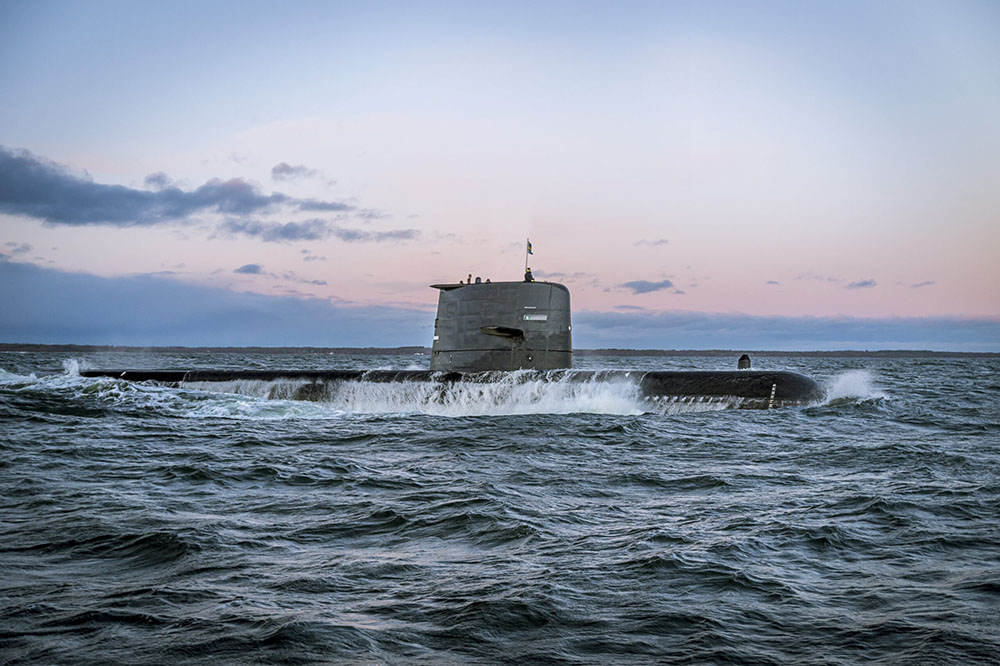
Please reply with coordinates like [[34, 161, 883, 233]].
[[1, 1, 998, 349]]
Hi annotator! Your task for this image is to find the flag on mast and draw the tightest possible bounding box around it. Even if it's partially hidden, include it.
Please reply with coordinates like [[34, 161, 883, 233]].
[[526, 239, 533, 255]]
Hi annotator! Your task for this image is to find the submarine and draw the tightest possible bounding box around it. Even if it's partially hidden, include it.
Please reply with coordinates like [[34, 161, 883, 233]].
[[80, 275, 825, 409]]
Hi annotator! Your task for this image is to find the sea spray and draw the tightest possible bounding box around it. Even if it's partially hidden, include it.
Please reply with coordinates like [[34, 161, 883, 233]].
[[823, 369, 889, 403]]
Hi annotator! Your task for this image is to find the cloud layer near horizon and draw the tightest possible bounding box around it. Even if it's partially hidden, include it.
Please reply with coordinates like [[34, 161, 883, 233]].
[[1, 260, 996, 351], [0, 260, 432, 347], [574, 309, 1000, 351]]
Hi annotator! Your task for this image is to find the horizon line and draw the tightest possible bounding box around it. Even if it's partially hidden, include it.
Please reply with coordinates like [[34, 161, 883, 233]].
[[1, 343, 997, 358]]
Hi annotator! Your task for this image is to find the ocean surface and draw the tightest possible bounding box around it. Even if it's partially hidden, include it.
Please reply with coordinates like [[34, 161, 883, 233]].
[[1, 351, 998, 665]]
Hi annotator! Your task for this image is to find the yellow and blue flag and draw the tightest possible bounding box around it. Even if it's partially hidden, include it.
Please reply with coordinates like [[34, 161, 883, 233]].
[[526, 239, 533, 255]]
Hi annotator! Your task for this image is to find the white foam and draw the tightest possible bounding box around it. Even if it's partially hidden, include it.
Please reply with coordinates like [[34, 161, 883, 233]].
[[182, 373, 648, 417], [0, 367, 34, 386], [822, 370, 888, 403], [646, 395, 744, 414]]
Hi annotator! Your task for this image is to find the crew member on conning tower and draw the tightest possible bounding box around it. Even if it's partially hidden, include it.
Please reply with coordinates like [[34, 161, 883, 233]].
[[524, 267, 534, 282]]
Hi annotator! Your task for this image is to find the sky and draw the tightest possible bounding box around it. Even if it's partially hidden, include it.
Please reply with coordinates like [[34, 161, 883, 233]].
[[1, 0, 998, 350]]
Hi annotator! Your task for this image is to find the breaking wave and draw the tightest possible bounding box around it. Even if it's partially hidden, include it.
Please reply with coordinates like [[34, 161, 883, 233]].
[[182, 373, 649, 416], [0, 365, 746, 418], [822, 370, 889, 404]]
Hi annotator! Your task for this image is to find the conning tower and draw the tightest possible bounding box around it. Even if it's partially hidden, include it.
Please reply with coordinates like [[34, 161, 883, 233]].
[[430, 281, 572, 372]]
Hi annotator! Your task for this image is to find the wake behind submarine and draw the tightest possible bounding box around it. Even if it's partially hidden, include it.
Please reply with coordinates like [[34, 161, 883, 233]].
[[81, 274, 825, 409]]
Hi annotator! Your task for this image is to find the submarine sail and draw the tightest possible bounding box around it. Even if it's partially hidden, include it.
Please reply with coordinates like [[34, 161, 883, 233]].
[[430, 280, 571, 372]]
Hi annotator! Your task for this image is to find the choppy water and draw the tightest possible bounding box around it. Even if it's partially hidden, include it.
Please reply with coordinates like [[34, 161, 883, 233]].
[[2, 351, 998, 665]]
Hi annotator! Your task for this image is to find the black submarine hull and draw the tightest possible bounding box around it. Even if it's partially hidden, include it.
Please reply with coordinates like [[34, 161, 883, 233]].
[[78, 368, 824, 409]]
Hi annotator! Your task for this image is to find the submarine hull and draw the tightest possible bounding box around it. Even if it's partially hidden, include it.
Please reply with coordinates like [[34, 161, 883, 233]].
[[78, 369, 824, 409], [76, 280, 826, 409]]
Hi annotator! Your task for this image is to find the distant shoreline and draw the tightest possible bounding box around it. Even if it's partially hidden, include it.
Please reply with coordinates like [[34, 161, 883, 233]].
[[1, 343, 996, 358]]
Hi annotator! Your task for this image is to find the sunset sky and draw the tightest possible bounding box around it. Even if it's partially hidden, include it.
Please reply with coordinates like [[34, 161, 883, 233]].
[[2, 0, 998, 350]]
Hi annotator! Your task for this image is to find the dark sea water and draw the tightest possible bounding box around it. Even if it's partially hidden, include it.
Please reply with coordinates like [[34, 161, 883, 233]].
[[2, 351, 998, 665]]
